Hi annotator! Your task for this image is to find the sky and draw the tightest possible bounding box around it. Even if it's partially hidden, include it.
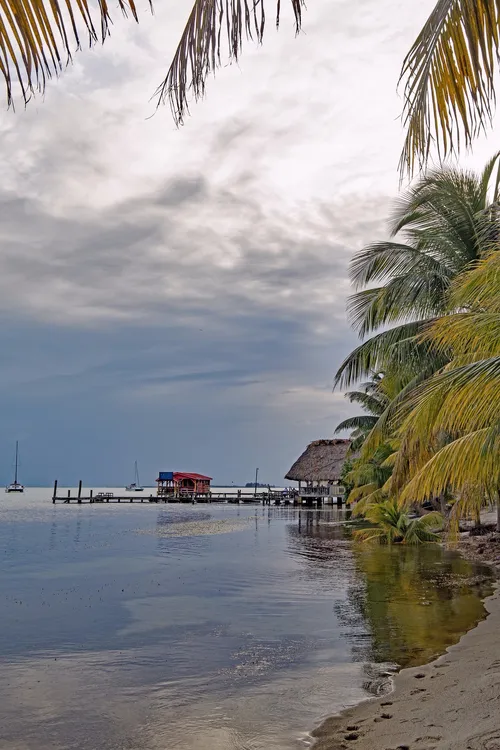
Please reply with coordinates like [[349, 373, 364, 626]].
[[0, 0, 497, 486]]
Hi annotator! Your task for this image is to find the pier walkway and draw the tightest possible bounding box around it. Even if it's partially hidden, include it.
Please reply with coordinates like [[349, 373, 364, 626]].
[[51, 482, 344, 507]]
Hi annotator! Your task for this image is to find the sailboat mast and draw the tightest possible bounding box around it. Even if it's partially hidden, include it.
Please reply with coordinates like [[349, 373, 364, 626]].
[[135, 461, 140, 486], [14, 441, 18, 484]]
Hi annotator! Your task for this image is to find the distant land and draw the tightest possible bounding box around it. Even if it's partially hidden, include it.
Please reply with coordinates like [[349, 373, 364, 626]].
[[244, 482, 275, 488]]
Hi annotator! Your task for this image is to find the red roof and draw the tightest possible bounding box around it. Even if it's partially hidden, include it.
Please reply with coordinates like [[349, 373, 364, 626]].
[[155, 472, 212, 482], [174, 472, 212, 481]]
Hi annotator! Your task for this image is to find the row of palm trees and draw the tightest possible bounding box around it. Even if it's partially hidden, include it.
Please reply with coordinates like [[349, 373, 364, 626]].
[[335, 154, 500, 542]]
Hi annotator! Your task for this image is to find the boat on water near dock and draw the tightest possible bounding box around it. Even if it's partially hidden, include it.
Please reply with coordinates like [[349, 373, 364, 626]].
[[125, 461, 143, 491], [5, 441, 24, 493]]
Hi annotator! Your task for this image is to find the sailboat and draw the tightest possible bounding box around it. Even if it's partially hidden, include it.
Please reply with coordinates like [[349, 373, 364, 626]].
[[125, 461, 143, 491], [5, 441, 24, 493]]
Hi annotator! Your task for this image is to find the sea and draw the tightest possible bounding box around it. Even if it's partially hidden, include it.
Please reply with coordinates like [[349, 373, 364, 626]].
[[0, 487, 494, 750]]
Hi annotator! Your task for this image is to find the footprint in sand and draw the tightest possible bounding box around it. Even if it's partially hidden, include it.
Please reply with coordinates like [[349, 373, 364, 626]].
[[467, 730, 500, 749]]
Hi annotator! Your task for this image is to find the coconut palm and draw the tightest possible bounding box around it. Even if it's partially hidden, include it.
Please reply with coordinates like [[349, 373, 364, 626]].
[[394, 249, 500, 527], [335, 156, 500, 391], [353, 499, 442, 545]]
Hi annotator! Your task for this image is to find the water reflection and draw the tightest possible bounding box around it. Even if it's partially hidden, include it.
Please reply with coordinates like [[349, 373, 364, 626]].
[[0, 498, 494, 750], [344, 543, 495, 667]]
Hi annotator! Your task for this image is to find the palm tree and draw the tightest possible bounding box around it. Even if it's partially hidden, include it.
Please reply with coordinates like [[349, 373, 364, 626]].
[[353, 499, 442, 545], [395, 249, 500, 528], [335, 157, 500, 391]]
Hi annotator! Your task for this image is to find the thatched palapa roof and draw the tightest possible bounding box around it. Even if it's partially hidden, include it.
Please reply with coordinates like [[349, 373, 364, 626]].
[[285, 439, 351, 482]]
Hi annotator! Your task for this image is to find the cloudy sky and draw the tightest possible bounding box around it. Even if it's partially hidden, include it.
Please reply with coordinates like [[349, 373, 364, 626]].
[[0, 0, 496, 486]]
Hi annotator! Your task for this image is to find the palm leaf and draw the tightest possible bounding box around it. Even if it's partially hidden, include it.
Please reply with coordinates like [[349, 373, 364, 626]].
[[344, 390, 388, 414], [349, 241, 445, 289], [334, 321, 430, 389], [334, 415, 378, 433], [347, 274, 451, 337], [156, 0, 303, 124], [0, 0, 148, 106], [400, 427, 500, 503], [399, 0, 500, 174]]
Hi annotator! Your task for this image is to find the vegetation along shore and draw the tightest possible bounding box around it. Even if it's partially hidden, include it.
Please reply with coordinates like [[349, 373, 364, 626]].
[[318, 151, 500, 748]]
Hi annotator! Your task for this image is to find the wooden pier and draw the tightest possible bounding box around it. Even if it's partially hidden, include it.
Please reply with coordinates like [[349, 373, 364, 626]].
[[51, 481, 344, 507]]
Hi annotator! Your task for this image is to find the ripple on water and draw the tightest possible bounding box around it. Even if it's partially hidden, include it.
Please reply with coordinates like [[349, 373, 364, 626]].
[[136, 519, 251, 538]]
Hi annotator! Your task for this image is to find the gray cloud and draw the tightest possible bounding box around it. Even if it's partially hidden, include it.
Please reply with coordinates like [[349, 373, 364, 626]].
[[0, 0, 467, 484]]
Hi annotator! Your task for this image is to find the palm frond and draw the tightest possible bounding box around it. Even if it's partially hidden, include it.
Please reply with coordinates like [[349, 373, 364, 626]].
[[450, 249, 500, 312], [399, 0, 500, 175], [334, 321, 433, 390], [344, 390, 388, 414], [0, 0, 148, 106], [361, 361, 444, 458], [400, 428, 500, 503], [347, 274, 451, 337], [401, 357, 500, 439], [334, 415, 378, 433], [424, 313, 500, 359], [156, 0, 303, 124], [349, 242, 444, 289]]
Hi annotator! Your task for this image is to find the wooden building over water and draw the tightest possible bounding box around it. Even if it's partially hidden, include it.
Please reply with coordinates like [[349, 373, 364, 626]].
[[156, 472, 212, 500], [285, 439, 351, 505]]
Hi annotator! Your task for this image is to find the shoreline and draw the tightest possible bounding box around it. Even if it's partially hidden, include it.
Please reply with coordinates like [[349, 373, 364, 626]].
[[310, 534, 500, 750]]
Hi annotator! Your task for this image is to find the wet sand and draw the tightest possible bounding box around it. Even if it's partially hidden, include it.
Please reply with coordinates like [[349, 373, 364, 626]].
[[312, 536, 500, 750]]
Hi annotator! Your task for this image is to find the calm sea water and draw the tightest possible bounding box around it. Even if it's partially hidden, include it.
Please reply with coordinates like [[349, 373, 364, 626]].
[[0, 488, 494, 750]]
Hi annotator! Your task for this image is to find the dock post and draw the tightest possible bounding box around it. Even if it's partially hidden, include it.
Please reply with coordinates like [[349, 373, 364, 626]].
[[90, 489, 93, 503], [52, 480, 58, 503], [78, 480, 82, 503], [337, 496, 343, 508], [67, 489, 71, 502]]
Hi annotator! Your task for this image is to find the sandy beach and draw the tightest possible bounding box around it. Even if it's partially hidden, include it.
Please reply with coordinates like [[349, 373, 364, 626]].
[[312, 533, 500, 750]]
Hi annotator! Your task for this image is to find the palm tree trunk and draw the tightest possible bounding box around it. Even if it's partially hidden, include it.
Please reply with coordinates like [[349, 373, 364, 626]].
[[497, 488, 500, 533], [474, 509, 482, 528]]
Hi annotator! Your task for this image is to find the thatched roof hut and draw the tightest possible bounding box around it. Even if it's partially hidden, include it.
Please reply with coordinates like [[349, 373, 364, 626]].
[[285, 439, 351, 483]]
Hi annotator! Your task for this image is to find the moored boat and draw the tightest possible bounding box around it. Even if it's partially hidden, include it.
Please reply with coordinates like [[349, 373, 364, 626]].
[[126, 461, 143, 491], [6, 441, 24, 493]]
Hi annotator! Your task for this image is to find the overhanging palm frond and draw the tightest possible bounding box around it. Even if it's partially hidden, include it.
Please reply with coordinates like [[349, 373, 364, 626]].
[[334, 415, 378, 433], [449, 249, 500, 312], [334, 321, 428, 389], [0, 0, 149, 106], [360, 361, 444, 458], [400, 427, 500, 503], [399, 0, 500, 175], [347, 273, 450, 337], [425, 313, 500, 359], [349, 242, 444, 289], [401, 357, 500, 440], [156, 0, 303, 124], [344, 389, 388, 414]]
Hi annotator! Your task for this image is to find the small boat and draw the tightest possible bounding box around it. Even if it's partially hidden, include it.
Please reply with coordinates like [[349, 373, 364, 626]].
[[6, 441, 24, 493], [126, 461, 144, 491]]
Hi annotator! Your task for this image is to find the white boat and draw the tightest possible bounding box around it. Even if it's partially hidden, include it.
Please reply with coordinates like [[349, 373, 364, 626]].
[[126, 461, 143, 491], [6, 441, 24, 493]]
